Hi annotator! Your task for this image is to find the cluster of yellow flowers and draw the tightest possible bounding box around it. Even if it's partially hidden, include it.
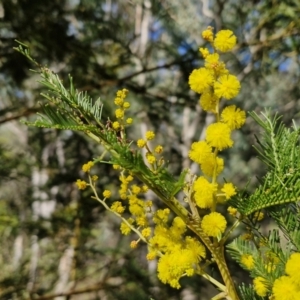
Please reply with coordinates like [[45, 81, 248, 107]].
[[137, 131, 165, 167], [111, 172, 151, 235], [75, 161, 97, 189], [147, 210, 206, 288], [112, 88, 133, 130], [76, 28, 248, 291], [110, 168, 206, 288], [254, 252, 300, 299], [188, 27, 246, 237]]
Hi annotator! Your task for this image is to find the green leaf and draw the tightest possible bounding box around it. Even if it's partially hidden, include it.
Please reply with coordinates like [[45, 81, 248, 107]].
[[229, 112, 300, 215]]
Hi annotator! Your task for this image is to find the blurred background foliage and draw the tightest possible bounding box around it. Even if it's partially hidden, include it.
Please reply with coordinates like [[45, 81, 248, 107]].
[[0, 0, 299, 299]]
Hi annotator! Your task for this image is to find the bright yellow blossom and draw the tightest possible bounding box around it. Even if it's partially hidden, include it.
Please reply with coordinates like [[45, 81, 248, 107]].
[[123, 101, 130, 109], [199, 47, 210, 58], [112, 121, 120, 130], [214, 74, 241, 100], [126, 117, 133, 124], [214, 29, 237, 52], [116, 89, 126, 98], [153, 209, 170, 224], [205, 53, 220, 69], [240, 254, 254, 270], [201, 212, 227, 237], [185, 236, 206, 259], [130, 240, 138, 249], [114, 97, 124, 106], [136, 216, 148, 227], [142, 227, 152, 238], [286, 253, 300, 277], [193, 176, 217, 208], [131, 185, 141, 194], [76, 179, 87, 190], [272, 276, 300, 300], [103, 190, 112, 198], [227, 206, 237, 216], [221, 105, 246, 129], [253, 277, 268, 297], [188, 141, 212, 164], [129, 204, 144, 216], [146, 153, 156, 164], [189, 68, 214, 94], [157, 248, 199, 289], [137, 139, 146, 148], [111, 201, 125, 214], [82, 161, 94, 172], [115, 108, 124, 119], [145, 130, 155, 140], [202, 27, 214, 42], [169, 217, 186, 236], [199, 91, 219, 112], [200, 154, 224, 177], [126, 175, 134, 182], [154, 145, 163, 154], [206, 122, 233, 150], [221, 182, 236, 199], [120, 218, 134, 235]]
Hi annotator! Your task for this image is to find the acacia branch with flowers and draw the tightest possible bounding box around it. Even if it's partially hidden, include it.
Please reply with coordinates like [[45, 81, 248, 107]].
[[15, 27, 300, 300]]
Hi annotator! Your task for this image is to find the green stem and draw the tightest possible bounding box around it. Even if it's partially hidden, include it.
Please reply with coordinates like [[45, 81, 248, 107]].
[[196, 270, 226, 292], [220, 217, 242, 246], [187, 216, 240, 300]]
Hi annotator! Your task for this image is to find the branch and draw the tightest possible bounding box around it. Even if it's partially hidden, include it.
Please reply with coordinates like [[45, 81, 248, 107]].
[[0, 108, 40, 125], [32, 282, 105, 300]]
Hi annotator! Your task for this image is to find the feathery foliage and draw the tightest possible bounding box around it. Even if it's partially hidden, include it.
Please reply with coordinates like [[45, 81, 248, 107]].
[[229, 111, 300, 215]]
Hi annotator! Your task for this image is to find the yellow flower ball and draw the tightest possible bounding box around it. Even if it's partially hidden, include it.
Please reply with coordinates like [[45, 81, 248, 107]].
[[286, 253, 300, 279], [193, 176, 216, 209], [130, 240, 138, 249], [214, 30, 237, 52], [201, 212, 227, 237], [112, 121, 120, 130], [114, 97, 124, 106], [154, 145, 163, 154], [115, 108, 124, 119], [126, 118, 133, 124], [103, 190, 112, 198], [240, 254, 254, 270], [199, 47, 210, 58], [253, 277, 268, 297], [221, 182, 236, 199], [199, 91, 219, 112], [189, 68, 214, 94], [221, 105, 246, 130], [137, 139, 146, 148], [200, 154, 224, 177], [227, 206, 238, 216], [75, 179, 87, 190], [202, 27, 214, 42], [272, 276, 300, 300], [214, 74, 241, 100], [188, 141, 212, 164], [145, 130, 155, 140], [206, 122, 233, 150], [82, 161, 94, 172]]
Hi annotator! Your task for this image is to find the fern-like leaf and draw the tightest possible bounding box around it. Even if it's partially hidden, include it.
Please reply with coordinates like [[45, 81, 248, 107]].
[[229, 112, 300, 215]]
